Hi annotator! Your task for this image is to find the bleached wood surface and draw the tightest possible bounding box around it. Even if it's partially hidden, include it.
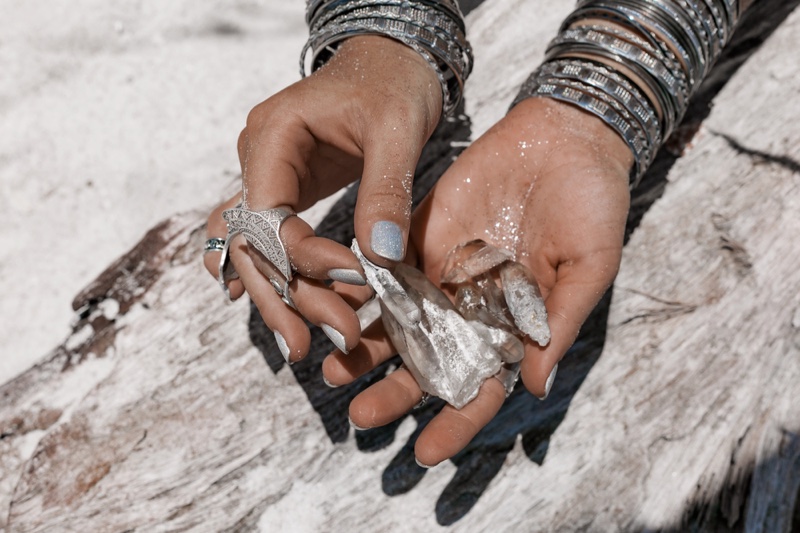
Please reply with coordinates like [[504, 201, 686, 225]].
[[2, 1, 799, 531]]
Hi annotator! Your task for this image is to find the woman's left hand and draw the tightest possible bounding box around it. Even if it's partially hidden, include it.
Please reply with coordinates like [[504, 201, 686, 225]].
[[322, 97, 633, 466]]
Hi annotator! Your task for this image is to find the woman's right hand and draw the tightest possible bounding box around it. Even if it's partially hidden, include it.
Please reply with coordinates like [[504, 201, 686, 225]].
[[204, 35, 443, 362]]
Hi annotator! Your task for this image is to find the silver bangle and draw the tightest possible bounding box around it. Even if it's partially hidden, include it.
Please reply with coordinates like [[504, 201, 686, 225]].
[[315, 8, 470, 75], [307, 0, 466, 32]]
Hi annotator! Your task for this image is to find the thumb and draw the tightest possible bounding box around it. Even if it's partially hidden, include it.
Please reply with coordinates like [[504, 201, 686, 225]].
[[353, 126, 426, 267], [521, 254, 619, 399]]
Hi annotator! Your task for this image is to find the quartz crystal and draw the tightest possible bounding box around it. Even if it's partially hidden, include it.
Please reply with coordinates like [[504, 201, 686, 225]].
[[351, 239, 549, 409], [500, 262, 551, 346]]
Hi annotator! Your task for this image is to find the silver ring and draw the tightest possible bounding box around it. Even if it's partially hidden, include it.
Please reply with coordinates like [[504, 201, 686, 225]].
[[204, 237, 226, 254], [414, 392, 431, 410], [222, 206, 296, 303], [217, 235, 239, 300]]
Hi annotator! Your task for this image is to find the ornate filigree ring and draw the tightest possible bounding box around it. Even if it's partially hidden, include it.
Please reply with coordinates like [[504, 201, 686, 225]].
[[221, 206, 297, 307]]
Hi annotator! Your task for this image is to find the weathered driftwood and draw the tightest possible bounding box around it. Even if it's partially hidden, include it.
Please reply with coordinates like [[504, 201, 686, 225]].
[[2, 1, 800, 531]]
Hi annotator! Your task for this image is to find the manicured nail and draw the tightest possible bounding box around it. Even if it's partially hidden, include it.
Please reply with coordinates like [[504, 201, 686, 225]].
[[321, 324, 348, 354], [328, 268, 367, 286], [415, 457, 433, 469], [274, 331, 291, 364], [348, 416, 369, 431], [322, 375, 339, 389], [370, 221, 405, 261], [539, 363, 558, 400]]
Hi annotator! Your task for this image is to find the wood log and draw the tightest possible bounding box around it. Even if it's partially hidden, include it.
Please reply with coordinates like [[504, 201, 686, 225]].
[[2, 1, 799, 531]]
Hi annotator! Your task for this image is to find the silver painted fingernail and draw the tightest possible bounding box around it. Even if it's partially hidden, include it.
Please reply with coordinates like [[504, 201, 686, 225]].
[[322, 375, 339, 389], [370, 221, 405, 262], [328, 268, 367, 286], [348, 416, 369, 431], [274, 331, 292, 364], [415, 457, 433, 469], [539, 363, 558, 400], [321, 323, 349, 354]]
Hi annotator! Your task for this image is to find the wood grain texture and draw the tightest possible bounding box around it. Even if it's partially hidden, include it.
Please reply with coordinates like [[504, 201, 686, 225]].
[[2, 1, 799, 532]]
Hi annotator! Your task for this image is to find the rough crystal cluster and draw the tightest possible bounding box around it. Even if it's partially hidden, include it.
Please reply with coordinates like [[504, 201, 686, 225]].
[[352, 239, 550, 409]]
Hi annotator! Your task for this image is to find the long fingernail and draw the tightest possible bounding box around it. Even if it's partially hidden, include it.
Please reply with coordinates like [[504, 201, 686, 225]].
[[415, 457, 433, 469], [322, 375, 339, 389], [348, 416, 369, 431], [274, 331, 292, 364], [328, 268, 367, 286], [321, 324, 348, 354], [370, 221, 405, 261], [539, 363, 558, 401]]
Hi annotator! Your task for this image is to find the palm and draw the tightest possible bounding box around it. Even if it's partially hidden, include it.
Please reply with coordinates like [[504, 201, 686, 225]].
[[336, 98, 634, 466]]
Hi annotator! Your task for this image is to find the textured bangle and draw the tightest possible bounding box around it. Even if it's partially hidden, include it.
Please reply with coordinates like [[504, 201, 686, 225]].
[[316, 6, 470, 75], [537, 59, 662, 161], [307, 0, 466, 32], [546, 25, 687, 135], [301, 0, 472, 116]]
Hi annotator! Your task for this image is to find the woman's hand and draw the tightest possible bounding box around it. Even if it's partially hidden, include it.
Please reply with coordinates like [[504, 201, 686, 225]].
[[323, 97, 633, 466], [204, 35, 443, 362]]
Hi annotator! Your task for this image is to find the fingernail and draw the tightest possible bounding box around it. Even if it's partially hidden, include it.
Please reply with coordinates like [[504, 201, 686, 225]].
[[322, 375, 339, 389], [348, 416, 369, 431], [539, 363, 558, 401], [415, 457, 433, 469], [321, 324, 349, 354], [328, 268, 367, 286], [370, 221, 405, 262], [274, 331, 292, 364]]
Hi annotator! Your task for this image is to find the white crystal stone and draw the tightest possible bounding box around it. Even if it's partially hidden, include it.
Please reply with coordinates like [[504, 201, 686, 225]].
[[500, 262, 550, 346]]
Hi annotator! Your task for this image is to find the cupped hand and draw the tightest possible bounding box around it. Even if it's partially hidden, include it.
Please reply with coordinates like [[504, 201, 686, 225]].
[[204, 35, 443, 362], [322, 97, 633, 466]]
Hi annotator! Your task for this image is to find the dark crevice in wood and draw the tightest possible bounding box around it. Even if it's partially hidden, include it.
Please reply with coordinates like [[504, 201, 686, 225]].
[[711, 130, 800, 175]]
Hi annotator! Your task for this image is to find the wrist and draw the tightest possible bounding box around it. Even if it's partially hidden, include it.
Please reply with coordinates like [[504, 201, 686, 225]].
[[509, 97, 634, 182], [323, 35, 443, 126]]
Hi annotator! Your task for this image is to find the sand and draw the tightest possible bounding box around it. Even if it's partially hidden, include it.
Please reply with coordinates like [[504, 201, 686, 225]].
[[1, 0, 310, 383]]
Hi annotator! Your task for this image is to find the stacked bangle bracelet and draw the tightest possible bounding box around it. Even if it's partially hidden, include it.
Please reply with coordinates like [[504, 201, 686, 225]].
[[302, 0, 473, 116], [515, 0, 741, 187]]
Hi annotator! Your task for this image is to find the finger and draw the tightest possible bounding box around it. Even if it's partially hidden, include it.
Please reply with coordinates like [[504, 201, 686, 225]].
[[229, 237, 311, 362], [414, 377, 507, 467], [204, 194, 245, 299], [277, 215, 366, 284], [288, 276, 362, 355], [348, 367, 423, 429], [353, 124, 427, 267], [321, 319, 396, 386], [239, 102, 309, 211], [329, 281, 374, 310], [240, 97, 356, 212], [521, 252, 619, 399]]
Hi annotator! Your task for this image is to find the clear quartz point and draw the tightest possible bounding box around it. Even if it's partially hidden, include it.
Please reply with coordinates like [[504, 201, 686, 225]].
[[351, 241, 420, 329], [440, 239, 513, 284], [383, 264, 502, 409], [500, 262, 551, 346]]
